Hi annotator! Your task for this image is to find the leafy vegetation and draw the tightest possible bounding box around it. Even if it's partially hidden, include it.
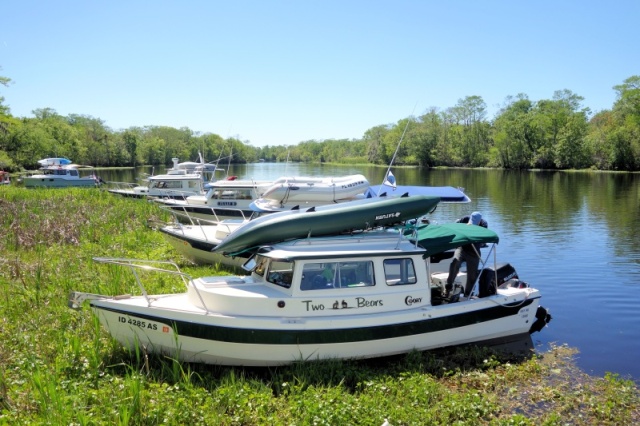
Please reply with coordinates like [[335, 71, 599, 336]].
[[1, 70, 640, 172], [0, 187, 638, 424]]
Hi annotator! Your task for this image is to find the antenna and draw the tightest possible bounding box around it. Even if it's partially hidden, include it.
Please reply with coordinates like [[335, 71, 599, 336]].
[[378, 102, 419, 196]]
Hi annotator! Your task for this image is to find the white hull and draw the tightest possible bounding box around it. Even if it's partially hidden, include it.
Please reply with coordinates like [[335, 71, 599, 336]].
[[159, 222, 246, 267], [88, 291, 540, 366], [24, 175, 99, 188]]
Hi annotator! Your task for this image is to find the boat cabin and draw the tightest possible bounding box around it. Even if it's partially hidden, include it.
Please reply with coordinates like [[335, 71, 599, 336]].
[[48, 167, 74, 177], [186, 233, 438, 316], [187, 180, 272, 206], [146, 172, 205, 198]]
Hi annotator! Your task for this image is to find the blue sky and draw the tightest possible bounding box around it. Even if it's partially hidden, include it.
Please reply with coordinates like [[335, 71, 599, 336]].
[[1, 1, 639, 147]]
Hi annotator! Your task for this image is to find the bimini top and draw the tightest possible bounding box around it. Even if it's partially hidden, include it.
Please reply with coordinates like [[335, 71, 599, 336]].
[[365, 185, 471, 203], [408, 222, 499, 255]]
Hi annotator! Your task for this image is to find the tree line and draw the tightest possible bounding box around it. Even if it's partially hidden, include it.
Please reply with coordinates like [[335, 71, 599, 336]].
[[1, 71, 639, 172]]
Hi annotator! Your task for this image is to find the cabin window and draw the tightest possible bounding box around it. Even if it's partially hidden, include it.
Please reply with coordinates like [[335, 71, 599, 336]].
[[266, 259, 293, 288], [252, 255, 268, 277], [152, 181, 183, 189], [70, 170, 79, 177], [300, 261, 374, 290], [383, 258, 417, 286]]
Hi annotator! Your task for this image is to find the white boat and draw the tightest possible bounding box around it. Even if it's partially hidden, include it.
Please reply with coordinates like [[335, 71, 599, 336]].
[[107, 158, 212, 199], [68, 223, 551, 367], [149, 205, 247, 267], [152, 178, 274, 222], [155, 173, 384, 221], [156, 217, 246, 268], [249, 174, 370, 212], [23, 158, 103, 188]]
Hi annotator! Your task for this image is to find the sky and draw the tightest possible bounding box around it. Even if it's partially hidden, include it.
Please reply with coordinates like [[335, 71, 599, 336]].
[[1, 1, 639, 147]]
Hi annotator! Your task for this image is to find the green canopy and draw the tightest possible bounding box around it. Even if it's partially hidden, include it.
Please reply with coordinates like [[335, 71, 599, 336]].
[[406, 223, 499, 254]]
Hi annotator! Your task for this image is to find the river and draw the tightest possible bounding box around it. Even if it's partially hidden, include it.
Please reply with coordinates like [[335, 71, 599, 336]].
[[98, 163, 640, 382]]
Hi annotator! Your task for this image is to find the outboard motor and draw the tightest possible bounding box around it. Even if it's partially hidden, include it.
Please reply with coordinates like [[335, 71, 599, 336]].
[[477, 263, 518, 297]]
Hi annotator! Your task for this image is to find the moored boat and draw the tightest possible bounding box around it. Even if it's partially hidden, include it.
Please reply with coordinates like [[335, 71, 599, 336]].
[[152, 178, 273, 221], [107, 157, 211, 199], [23, 158, 103, 188], [69, 225, 550, 367], [151, 207, 247, 268]]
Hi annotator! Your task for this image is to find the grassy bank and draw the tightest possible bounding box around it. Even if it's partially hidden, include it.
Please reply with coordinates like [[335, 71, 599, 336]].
[[1, 187, 638, 425]]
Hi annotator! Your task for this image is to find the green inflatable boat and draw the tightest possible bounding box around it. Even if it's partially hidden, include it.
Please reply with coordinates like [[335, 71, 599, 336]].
[[214, 194, 440, 255]]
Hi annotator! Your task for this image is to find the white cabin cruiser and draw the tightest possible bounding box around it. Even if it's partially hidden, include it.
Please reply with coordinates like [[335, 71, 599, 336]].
[[107, 158, 210, 199], [69, 223, 550, 367], [153, 178, 274, 222], [24, 158, 103, 188]]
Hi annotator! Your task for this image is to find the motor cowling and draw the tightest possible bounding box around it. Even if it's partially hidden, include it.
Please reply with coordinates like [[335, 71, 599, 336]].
[[478, 263, 518, 297]]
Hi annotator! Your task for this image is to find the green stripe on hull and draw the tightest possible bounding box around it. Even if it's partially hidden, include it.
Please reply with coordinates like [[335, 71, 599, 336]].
[[94, 298, 536, 345]]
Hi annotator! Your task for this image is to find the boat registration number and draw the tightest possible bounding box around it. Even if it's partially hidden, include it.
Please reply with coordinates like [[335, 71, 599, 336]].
[[118, 315, 168, 332]]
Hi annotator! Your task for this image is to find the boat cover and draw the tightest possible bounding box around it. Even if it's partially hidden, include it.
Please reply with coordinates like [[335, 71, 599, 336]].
[[365, 185, 470, 203], [408, 223, 499, 254]]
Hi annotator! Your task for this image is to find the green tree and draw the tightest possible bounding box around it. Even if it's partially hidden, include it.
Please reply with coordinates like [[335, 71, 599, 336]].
[[0, 69, 11, 117], [491, 94, 539, 169], [364, 125, 389, 164], [123, 130, 140, 166], [610, 75, 640, 170]]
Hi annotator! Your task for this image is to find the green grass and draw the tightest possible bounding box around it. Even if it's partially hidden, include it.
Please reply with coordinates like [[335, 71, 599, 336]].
[[1, 186, 638, 425]]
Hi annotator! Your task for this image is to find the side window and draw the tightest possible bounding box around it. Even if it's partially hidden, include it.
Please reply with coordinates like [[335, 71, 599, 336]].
[[253, 256, 268, 277], [266, 259, 293, 289], [300, 261, 374, 290], [384, 258, 417, 286]]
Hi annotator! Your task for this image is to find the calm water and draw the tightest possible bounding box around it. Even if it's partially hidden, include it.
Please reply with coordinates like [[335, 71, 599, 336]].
[[99, 164, 640, 382]]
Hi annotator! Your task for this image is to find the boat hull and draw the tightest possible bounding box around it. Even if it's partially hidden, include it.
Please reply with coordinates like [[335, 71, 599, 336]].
[[88, 294, 541, 366], [159, 224, 246, 267], [23, 176, 98, 188]]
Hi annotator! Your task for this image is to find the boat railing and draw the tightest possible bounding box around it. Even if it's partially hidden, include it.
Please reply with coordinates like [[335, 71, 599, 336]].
[[149, 205, 248, 242], [153, 188, 203, 201], [104, 181, 138, 191], [164, 203, 255, 224], [90, 257, 213, 311]]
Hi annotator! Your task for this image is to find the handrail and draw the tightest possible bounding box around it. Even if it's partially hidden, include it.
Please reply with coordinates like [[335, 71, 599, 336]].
[[92, 257, 211, 312]]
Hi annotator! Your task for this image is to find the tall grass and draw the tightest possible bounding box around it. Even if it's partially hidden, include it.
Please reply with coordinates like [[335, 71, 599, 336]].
[[0, 186, 638, 425]]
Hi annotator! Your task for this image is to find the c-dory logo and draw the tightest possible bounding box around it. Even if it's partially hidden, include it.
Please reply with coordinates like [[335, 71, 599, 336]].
[[405, 296, 422, 306]]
